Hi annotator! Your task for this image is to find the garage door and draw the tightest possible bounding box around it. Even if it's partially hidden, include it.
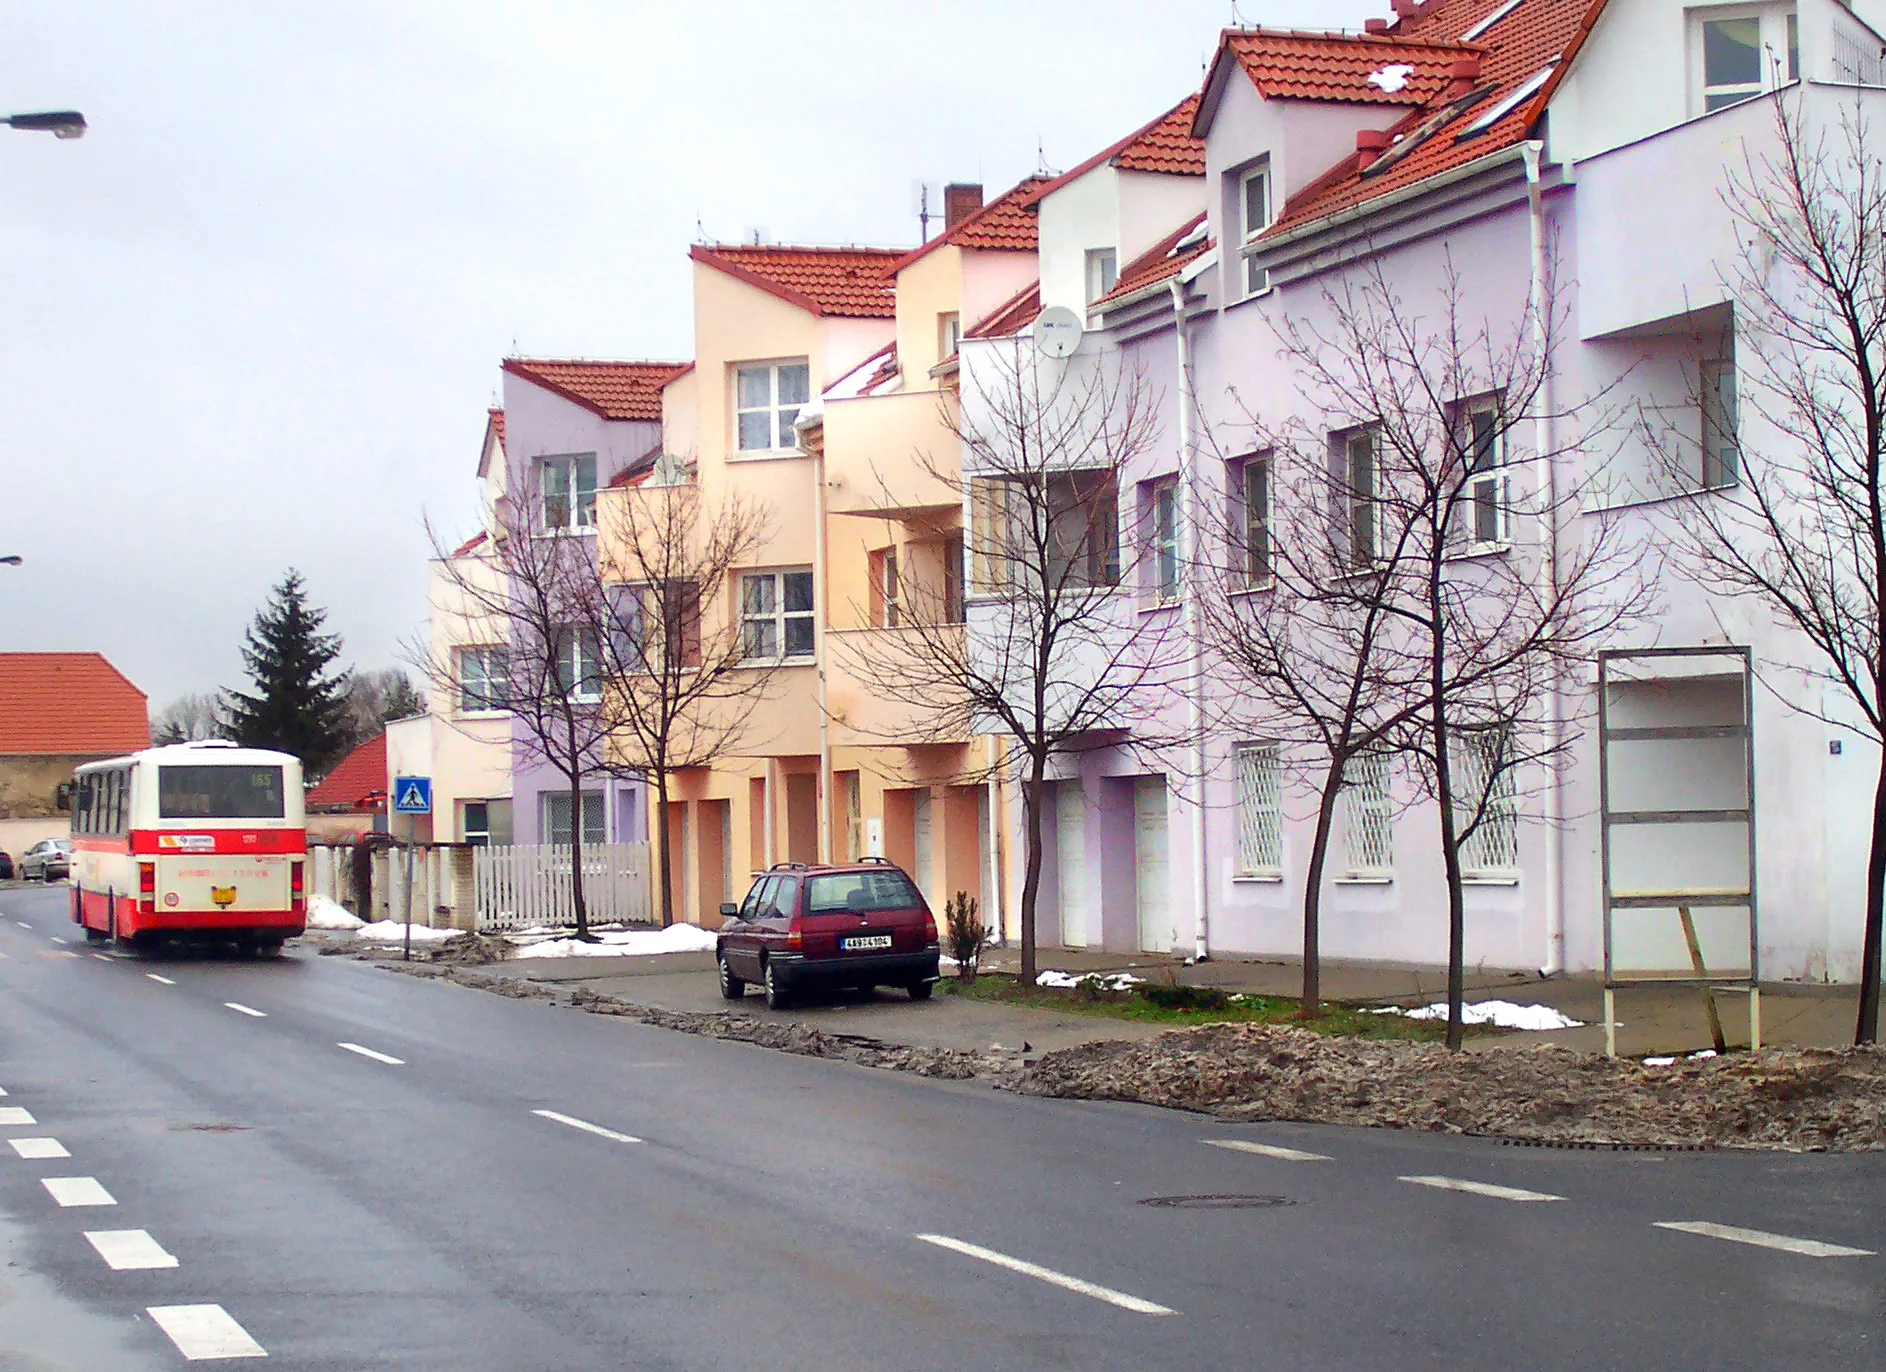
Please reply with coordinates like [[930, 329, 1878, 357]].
[[1135, 777, 1170, 953], [1057, 781, 1087, 947]]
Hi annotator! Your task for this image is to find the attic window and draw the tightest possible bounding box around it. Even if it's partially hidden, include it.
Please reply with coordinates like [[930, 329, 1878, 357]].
[[1456, 62, 1556, 139], [1360, 85, 1494, 177], [1367, 63, 1416, 93], [1461, 0, 1524, 42]]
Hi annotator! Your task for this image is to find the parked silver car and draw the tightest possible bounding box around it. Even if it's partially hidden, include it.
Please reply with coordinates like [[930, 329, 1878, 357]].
[[18, 838, 70, 881]]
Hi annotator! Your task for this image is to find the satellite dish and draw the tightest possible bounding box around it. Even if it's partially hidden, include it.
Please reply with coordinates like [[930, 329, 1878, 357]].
[[1034, 305, 1083, 359]]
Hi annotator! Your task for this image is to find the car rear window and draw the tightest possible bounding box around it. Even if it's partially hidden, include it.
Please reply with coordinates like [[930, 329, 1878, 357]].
[[805, 870, 922, 914], [158, 765, 286, 820]]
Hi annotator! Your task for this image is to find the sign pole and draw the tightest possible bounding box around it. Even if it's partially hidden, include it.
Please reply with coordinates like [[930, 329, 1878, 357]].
[[403, 810, 414, 962]]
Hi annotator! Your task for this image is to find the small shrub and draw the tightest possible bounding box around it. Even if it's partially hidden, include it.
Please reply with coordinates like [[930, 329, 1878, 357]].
[[944, 891, 993, 980], [1138, 983, 1232, 1012]]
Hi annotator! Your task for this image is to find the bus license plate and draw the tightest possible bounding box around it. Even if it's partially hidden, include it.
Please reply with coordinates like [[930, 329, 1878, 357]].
[[842, 934, 892, 951]]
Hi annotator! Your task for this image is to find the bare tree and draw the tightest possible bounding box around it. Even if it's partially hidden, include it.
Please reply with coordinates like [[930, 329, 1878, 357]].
[[420, 473, 614, 941], [152, 692, 222, 744], [1257, 255, 1650, 1049], [343, 668, 424, 744], [591, 460, 779, 928], [839, 344, 1187, 984], [1650, 97, 1886, 1042]]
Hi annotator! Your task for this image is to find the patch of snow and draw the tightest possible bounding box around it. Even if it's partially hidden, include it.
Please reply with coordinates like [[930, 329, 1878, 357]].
[[1643, 1056, 1677, 1066], [1035, 970, 1144, 991], [305, 895, 363, 930], [354, 921, 466, 945], [823, 346, 896, 402], [1370, 1000, 1584, 1031], [1367, 63, 1416, 93], [1689, 1049, 1719, 1060], [508, 923, 719, 959]]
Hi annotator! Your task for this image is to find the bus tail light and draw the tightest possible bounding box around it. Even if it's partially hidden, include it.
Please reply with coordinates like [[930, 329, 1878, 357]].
[[137, 862, 156, 915], [291, 861, 305, 916]]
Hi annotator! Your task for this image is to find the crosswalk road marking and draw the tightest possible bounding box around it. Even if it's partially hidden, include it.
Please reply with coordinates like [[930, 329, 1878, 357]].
[[147, 1305, 266, 1360], [9, 1138, 69, 1159], [1203, 1138, 1331, 1162], [85, 1229, 180, 1270], [1654, 1221, 1875, 1258], [42, 1176, 116, 1207], [1400, 1175, 1563, 1203]]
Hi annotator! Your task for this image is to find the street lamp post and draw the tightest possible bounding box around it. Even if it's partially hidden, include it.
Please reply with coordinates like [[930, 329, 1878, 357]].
[[6, 111, 85, 139]]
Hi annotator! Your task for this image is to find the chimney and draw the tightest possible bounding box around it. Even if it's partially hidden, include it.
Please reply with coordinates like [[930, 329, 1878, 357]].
[[1356, 127, 1392, 171], [944, 183, 983, 231], [1448, 58, 1483, 97], [1364, 17, 1389, 31], [1391, 0, 1418, 17]]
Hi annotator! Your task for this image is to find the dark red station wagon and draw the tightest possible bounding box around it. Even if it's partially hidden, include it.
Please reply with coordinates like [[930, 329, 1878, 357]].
[[716, 858, 940, 1009]]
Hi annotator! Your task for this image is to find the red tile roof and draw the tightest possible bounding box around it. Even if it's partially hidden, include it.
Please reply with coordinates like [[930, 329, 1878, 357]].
[[1114, 92, 1207, 173], [501, 359, 690, 422], [487, 407, 505, 447], [449, 531, 488, 557], [1095, 215, 1212, 306], [306, 731, 386, 810], [1216, 29, 1475, 108], [1037, 93, 1208, 202], [690, 244, 901, 318], [0, 652, 149, 757], [965, 281, 1044, 340], [1260, 0, 1601, 236], [889, 176, 1053, 274]]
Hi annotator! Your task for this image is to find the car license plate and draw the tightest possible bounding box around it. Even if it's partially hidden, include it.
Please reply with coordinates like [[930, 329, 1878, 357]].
[[842, 934, 892, 951]]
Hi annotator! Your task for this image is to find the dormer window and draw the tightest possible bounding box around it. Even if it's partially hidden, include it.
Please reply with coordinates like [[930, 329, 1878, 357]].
[[1085, 249, 1118, 304], [1694, 5, 1798, 116], [1239, 160, 1272, 297]]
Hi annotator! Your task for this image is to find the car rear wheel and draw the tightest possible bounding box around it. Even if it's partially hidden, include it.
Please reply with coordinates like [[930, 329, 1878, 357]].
[[717, 953, 746, 1000], [907, 981, 933, 1001], [763, 958, 789, 1010]]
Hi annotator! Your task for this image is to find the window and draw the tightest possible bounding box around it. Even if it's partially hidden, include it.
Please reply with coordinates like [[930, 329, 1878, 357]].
[[624, 580, 701, 671], [1239, 161, 1272, 296], [805, 869, 922, 913], [1694, 8, 1799, 114], [1456, 396, 1508, 549], [735, 359, 811, 451], [1235, 742, 1284, 875], [1702, 15, 1764, 110], [869, 545, 901, 627], [1230, 453, 1272, 586], [970, 478, 1015, 594], [1787, 11, 1799, 81], [1146, 478, 1179, 601], [741, 569, 815, 659], [463, 801, 492, 847], [158, 765, 286, 821], [1339, 428, 1378, 566], [539, 454, 596, 530], [1086, 248, 1118, 304], [1453, 732, 1519, 877], [1342, 751, 1394, 876], [739, 874, 775, 919], [456, 646, 509, 712], [1701, 351, 1740, 489], [555, 627, 602, 701], [543, 791, 606, 847], [943, 533, 965, 623], [938, 312, 961, 360], [1049, 471, 1121, 588]]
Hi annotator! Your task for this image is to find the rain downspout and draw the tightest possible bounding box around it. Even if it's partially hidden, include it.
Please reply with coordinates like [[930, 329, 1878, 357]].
[[805, 412, 833, 864], [1172, 274, 1210, 962], [1524, 140, 1565, 977]]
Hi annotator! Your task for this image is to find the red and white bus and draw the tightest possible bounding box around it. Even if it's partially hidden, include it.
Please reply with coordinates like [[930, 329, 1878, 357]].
[[69, 741, 308, 953]]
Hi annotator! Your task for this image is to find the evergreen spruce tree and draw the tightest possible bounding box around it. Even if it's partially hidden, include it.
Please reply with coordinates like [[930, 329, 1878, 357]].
[[221, 570, 353, 776]]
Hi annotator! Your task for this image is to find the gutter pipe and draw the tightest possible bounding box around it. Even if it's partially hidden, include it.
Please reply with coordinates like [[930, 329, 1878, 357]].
[[1171, 274, 1210, 962]]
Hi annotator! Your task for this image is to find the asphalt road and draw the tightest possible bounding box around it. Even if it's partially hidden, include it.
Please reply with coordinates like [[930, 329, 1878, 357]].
[[1, 882, 1881, 1370]]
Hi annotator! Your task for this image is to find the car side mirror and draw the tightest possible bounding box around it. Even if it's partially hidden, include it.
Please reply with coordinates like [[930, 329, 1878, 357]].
[[720, 903, 739, 918]]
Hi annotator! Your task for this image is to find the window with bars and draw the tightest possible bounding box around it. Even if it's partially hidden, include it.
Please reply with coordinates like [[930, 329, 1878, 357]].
[[543, 791, 606, 847], [1342, 751, 1394, 876], [1453, 732, 1520, 877], [741, 569, 815, 660], [1235, 742, 1283, 875]]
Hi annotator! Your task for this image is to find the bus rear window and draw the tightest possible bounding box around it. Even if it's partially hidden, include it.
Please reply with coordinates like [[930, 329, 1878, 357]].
[[158, 765, 286, 820], [805, 870, 923, 914]]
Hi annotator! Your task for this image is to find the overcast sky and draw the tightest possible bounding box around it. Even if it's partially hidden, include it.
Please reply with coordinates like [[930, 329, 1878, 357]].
[[0, 1, 1373, 712]]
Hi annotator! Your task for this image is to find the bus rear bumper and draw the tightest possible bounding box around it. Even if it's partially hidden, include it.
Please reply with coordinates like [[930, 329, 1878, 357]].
[[128, 908, 306, 939]]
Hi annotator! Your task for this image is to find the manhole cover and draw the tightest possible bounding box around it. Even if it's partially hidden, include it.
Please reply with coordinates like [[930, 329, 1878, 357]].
[[1137, 1194, 1296, 1210]]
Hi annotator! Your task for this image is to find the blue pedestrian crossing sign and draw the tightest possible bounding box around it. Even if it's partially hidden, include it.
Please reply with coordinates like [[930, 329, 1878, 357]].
[[392, 776, 433, 815]]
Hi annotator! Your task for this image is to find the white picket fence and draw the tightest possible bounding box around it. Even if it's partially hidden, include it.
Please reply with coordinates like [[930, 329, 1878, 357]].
[[471, 841, 651, 931]]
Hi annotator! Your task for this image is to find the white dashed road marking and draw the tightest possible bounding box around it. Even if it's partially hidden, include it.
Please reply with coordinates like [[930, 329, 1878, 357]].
[[337, 1042, 404, 1066], [0, 1107, 36, 1127], [1400, 1175, 1563, 1203], [1203, 1138, 1331, 1162], [86, 1229, 180, 1270], [9, 1138, 69, 1159], [224, 1002, 267, 1018], [51, 936, 66, 945], [147, 973, 176, 985], [91, 952, 112, 961], [532, 1109, 641, 1143], [42, 1176, 116, 1207], [1654, 1221, 1875, 1258], [14, 921, 29, 929], [147, 1304, 267, 1360], [916, 1233, 1175, 1315]]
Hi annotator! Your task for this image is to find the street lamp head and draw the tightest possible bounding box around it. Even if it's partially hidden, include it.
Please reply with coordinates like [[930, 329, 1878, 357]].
[[0, 555, 23, 566], [6, 111, 86, 140]]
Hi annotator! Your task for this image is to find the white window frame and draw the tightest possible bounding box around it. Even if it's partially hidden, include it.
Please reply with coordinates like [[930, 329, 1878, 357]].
[[1458, 395, 1510, 552], [740, 568, 816, 661], [1453, 731, 1519, 879], [1701, 353, 1740, 489], [462, 800, 492, 847], [1085, 248, 1118, 304], [871, 544, 901, 628], [538, 453, 597, 531], [455, 645, 509, 714], [1234, 742, 1284, 877], [1340, 428, 1379, 567], [1238, 160, 1273, 297], [733, 358, 811, 454], [1693, 6, 1795, 116], [555, 627, 602, 702], [938, 312, 961, 360], [1232, 453, 1272, 587], [1147, 477, 1180, 603], [1341, 751, 1395, 878]]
